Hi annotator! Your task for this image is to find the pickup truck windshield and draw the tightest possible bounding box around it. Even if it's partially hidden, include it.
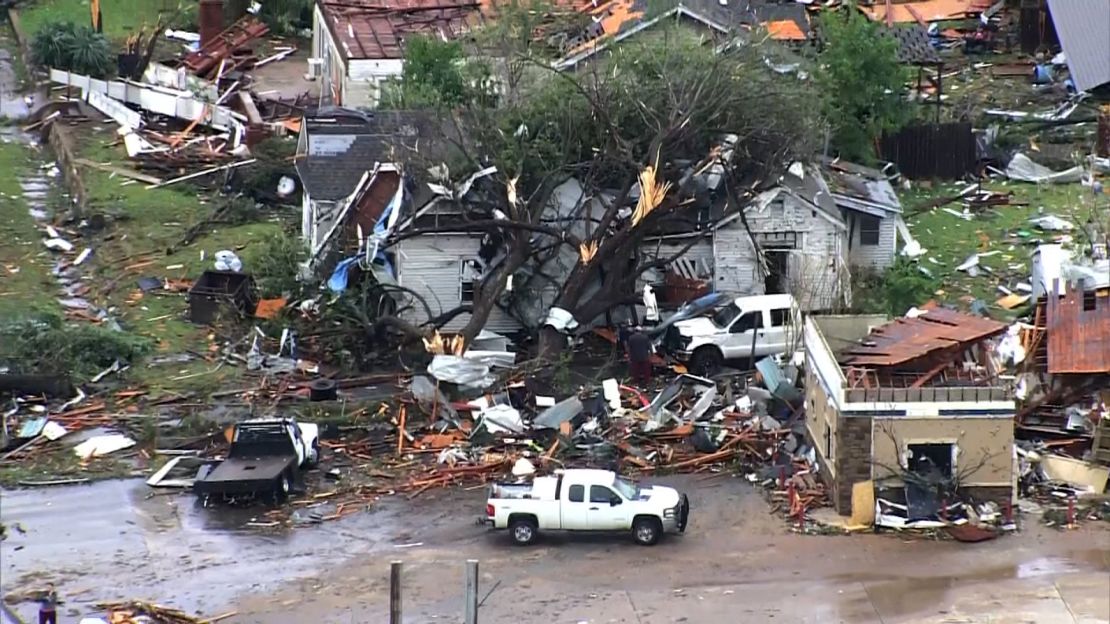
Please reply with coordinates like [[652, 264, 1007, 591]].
[[711, 303, 741, 328], [612, 477, 638, 499]]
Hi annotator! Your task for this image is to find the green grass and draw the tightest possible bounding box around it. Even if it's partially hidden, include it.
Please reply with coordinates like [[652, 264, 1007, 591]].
[[19, 0, 182, 42], [902, 180, 1104, 312], [73, 125, 289, 393], [0, 137, 59, 319]]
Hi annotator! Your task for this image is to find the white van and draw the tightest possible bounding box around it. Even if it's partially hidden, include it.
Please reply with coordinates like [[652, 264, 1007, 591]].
[[661, 293, 801, 374]]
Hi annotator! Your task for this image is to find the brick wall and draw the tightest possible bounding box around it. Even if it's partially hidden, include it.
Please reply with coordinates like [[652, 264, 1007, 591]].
[[832, 415, 873, 514]]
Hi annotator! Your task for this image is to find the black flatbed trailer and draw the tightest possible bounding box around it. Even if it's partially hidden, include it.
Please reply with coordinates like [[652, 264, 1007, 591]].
[[193, 454, 296, 496], [194, 420, 303, 499]]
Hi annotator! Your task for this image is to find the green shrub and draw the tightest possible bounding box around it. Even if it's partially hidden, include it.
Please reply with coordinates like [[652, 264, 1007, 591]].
[[853, 258, 937, 316], [0, 314, 152, 381], [249, 229, 308, 299]]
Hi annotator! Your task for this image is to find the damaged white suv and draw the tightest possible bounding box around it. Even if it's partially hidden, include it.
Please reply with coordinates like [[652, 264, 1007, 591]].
[[662, 294, 800, 374]]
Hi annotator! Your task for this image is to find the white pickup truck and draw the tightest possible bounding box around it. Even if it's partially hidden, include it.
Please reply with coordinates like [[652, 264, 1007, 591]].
[[482, 469, 690, 546]]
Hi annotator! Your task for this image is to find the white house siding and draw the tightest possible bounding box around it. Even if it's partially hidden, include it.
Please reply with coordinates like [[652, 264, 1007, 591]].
[[312, 6, 404, 109], [306, 198, 340, 256], [712, 228, 762, 296], [728, 192, 849, 311], [844, 211, 897, 272], [346, 59, 404, 109], [312, 6, 347, 106], [394, 235, 523, 334], [638, 237, 716, 282]]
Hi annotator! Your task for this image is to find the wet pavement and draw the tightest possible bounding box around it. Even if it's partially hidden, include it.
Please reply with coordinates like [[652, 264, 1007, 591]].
[[0, 479, 432, 620], [2, 476, 1108, 623], [0, 48, 30, 119]]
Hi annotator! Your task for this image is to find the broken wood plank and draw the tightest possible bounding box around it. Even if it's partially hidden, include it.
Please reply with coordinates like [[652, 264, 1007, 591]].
[[238, 91, 263, 125], [74, 158, 163, 185], [146, 159, 257, 189]]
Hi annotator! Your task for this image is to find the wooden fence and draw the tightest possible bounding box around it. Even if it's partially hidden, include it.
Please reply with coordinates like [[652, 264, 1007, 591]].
[[880, 122, 977, 180]]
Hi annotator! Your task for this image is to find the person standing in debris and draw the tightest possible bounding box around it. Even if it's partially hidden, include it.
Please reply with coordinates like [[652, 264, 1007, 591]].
[[626, 326, 653, 386], [38, 583, 58, 624]]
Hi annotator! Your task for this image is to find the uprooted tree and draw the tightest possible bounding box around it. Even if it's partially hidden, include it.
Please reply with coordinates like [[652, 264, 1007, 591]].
[[380, 19, 821, 361]]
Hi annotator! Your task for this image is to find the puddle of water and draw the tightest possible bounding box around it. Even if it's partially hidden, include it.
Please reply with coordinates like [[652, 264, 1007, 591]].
[[0, 478, 415, 619]]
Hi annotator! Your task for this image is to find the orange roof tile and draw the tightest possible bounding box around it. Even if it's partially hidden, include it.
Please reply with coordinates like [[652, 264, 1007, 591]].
[[765, 19, 806, 41], [860, 0, 992, 24]]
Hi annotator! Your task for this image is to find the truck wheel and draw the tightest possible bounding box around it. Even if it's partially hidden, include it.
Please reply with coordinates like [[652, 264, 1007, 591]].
[[275, 471, 292, 502], [509, 518, 537, 546], [633, 517, 662, 546], [690, 347, 723, 376], [307, 440, 320, 468]]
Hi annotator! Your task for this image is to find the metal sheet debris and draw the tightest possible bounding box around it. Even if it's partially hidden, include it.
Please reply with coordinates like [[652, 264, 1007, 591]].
[[840, 308, 1008, 367]]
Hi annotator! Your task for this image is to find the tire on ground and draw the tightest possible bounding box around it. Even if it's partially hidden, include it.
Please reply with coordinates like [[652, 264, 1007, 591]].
[[632, 516, 662, 546], [509, 516, 538, 546]]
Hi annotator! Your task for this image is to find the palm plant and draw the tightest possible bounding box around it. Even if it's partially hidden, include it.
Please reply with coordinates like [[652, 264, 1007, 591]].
[[30, 21, 114, 78]]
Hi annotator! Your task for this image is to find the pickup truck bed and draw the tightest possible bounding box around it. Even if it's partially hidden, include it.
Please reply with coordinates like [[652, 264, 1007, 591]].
[[194, 455, 294, 496]]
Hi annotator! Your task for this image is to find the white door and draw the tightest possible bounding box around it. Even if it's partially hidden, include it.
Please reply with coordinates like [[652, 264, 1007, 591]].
[[722, 311, 764, 360], [587, 485, 630, 530], [561, 483, 592, 530], [758, 307, 791, 356]]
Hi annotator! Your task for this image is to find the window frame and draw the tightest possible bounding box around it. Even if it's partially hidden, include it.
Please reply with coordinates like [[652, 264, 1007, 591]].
[[729, 311, 763, 334], [568, 484, 585, 503], [589, 485, 615, 504], [858, 214, 881, 247]]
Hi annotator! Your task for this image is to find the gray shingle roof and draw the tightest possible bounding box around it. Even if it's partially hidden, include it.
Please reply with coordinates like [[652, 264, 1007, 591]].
[[295, 110, 443, 201]]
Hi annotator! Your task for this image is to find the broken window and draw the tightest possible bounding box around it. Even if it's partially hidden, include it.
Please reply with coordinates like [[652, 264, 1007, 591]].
[[859, 215, 881, 246], [729, 311, 763, 334], [568, 484, 584, 502], [907, 443, 955, 479], [460, 260, 482, 303], [770, 308, 791, 327]]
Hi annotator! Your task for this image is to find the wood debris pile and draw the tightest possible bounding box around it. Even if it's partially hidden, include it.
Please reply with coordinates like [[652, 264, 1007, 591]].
[[96, 600, 234, 624]]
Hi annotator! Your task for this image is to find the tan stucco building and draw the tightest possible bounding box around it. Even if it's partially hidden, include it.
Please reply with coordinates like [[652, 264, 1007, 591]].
[[804, 314, 1016, 515]]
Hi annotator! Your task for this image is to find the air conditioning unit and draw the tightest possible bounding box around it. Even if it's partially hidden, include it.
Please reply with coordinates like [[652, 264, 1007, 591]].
[[306, 57, 324, 80]]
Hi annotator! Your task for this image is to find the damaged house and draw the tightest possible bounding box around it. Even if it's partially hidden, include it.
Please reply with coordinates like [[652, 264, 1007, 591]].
[[296, 108, 440, 259], [311, 0, 483, 108], [676, 160, 902, 312], [552, 0, 812, 71], [297, 114, 907, 335], [804, 310, 1017, 519]]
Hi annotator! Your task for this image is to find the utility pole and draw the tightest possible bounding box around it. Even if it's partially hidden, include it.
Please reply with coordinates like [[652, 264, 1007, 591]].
[[465, 560, 479, 624], [390, 561, 402, 624]]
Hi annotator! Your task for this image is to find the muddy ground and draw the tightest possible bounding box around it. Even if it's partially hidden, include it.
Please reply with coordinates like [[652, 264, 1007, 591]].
[[2, 476, 1108, 624]]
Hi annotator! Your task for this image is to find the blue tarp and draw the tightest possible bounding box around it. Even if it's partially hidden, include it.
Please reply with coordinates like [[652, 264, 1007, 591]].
[[327, 256, 360, 293]]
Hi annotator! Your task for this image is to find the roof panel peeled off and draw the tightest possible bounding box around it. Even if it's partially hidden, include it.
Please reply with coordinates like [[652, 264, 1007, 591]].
[[840, 308, 1007, 367]]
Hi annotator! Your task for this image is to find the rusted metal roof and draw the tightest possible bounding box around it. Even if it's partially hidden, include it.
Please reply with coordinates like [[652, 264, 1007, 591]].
[[319, 0, 481, 61], [840, 308, 1007, 367], [1047, 285, 1110, 374], [182, 16, 269, 77]]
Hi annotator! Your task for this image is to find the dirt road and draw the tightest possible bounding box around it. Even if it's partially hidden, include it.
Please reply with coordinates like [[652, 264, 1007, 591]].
[[2, 476, 1108, 623]]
